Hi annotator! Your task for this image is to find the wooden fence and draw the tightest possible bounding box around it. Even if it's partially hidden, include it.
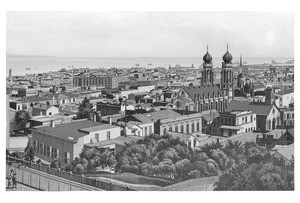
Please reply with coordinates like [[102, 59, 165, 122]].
[[6, 155, 134, 191]]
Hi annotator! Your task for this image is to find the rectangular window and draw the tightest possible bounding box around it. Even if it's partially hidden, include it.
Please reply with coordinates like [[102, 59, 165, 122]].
[[245, 116, 248, 123], [107, 131, 111, 140], [52, 147, 58, 158], [64, 152, 70, 164], [46, 146, 50, 157], [33, 141, 37, 152], [188, 141, 191, 148], [193, 139, 197, 148], [39, 143, 43, 154], [251, 115, 253, 122], [43, 144, 47, 156]]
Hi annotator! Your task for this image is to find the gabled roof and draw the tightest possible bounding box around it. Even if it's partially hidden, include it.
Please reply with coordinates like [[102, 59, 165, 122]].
[[274, 144, 294, 161], [33, 103, 54, 111], [15, 95, 48, 103], [141, 109, 181, 122], [182, 85, 222, 102], [44, 92, 78, 100], [252, 81, 266, 90], [168, 131, 193, 143], [226, 100, 277, 116], [131, 114, 152, 123], [201, 109, 220, 122]]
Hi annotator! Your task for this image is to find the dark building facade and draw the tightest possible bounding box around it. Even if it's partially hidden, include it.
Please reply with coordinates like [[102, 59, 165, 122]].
[[73, 74, 128, 89], [96, 102, 121, 116]]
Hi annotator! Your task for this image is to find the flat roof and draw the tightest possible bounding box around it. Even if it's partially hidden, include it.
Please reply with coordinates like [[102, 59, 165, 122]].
[[31, 120, 106, 142], [79, 124, 120, 133], [85, 135, 140, 148]]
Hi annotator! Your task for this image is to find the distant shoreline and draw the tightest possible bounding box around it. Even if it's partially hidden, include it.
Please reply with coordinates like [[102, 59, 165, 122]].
[[6, 56, 294, 77]]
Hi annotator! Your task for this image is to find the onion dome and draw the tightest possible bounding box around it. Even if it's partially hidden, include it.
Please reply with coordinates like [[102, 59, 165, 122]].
[[203, 45, 212, 63], [222, 44, 233, 63]]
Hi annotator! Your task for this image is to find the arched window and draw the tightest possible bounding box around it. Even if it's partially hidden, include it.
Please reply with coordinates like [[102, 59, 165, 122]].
[[192, 123, 195, 133], [272, 118, 276, 130], [169, 126, 172, 132], [200, 103, 203, 112], [186, 123, 189, 133], [197, 122, 200, 131], [175, 125, 178, 132], [268, 119, 272, 130]]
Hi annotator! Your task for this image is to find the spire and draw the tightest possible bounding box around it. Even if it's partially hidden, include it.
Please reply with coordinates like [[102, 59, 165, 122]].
[[240, 54, 243, 66], [222, 44, 233, 64], [203, 44, 212, 64]]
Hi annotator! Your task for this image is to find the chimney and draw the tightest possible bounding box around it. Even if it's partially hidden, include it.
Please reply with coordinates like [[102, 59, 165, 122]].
[[50, 120, 55, 128], [93, 114, 97, 122]]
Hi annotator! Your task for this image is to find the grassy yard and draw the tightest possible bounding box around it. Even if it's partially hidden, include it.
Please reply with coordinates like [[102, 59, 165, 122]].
[[85, 172, 176, 187]]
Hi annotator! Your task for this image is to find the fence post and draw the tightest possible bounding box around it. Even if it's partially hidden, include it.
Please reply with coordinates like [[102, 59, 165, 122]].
[[126, 186, 129, 191], [39, 163, 41, 171], [94, 178, 97, 187], [58, 168, 61, 177], [69, 171, 72, 180], [110, 182, 112, 191], [48, 165, 51, 174]]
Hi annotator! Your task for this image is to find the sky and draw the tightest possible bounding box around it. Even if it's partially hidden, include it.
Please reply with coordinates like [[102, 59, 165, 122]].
[[6, 11, 294, 58]]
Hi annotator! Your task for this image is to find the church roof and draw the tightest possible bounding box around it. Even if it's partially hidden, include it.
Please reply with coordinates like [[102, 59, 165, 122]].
[[182, 85, 222, 102]]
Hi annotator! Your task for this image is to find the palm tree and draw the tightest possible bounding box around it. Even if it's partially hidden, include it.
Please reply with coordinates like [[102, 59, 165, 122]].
[[14, 110, 31, 129]]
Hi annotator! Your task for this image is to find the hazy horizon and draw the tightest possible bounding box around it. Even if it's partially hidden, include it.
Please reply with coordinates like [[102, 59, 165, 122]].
[[7, 12, 294, 58]]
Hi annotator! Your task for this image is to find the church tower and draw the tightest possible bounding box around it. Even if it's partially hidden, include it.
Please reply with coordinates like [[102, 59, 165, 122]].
[[221, 45, 234, 106], [201, 45, 214, 86]]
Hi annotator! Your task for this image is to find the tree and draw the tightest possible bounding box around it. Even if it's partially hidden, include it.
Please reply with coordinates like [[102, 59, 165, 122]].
[[175, 159, 192, 181], [214, 158, 294, 191], [74, 164, 85, 175], [99, 150, 117, 172], [74, 97, 95, 120], [50, 158, 61, 169], [14, 110, 31, 129], [24, 141, 35, 161]]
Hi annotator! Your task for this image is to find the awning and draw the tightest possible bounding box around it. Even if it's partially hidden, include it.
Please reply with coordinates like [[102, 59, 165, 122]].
[[220, 125, 243, 130]]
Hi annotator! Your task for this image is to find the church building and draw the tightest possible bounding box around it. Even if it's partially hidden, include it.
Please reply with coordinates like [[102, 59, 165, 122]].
[[172, 45, 234, 113]]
